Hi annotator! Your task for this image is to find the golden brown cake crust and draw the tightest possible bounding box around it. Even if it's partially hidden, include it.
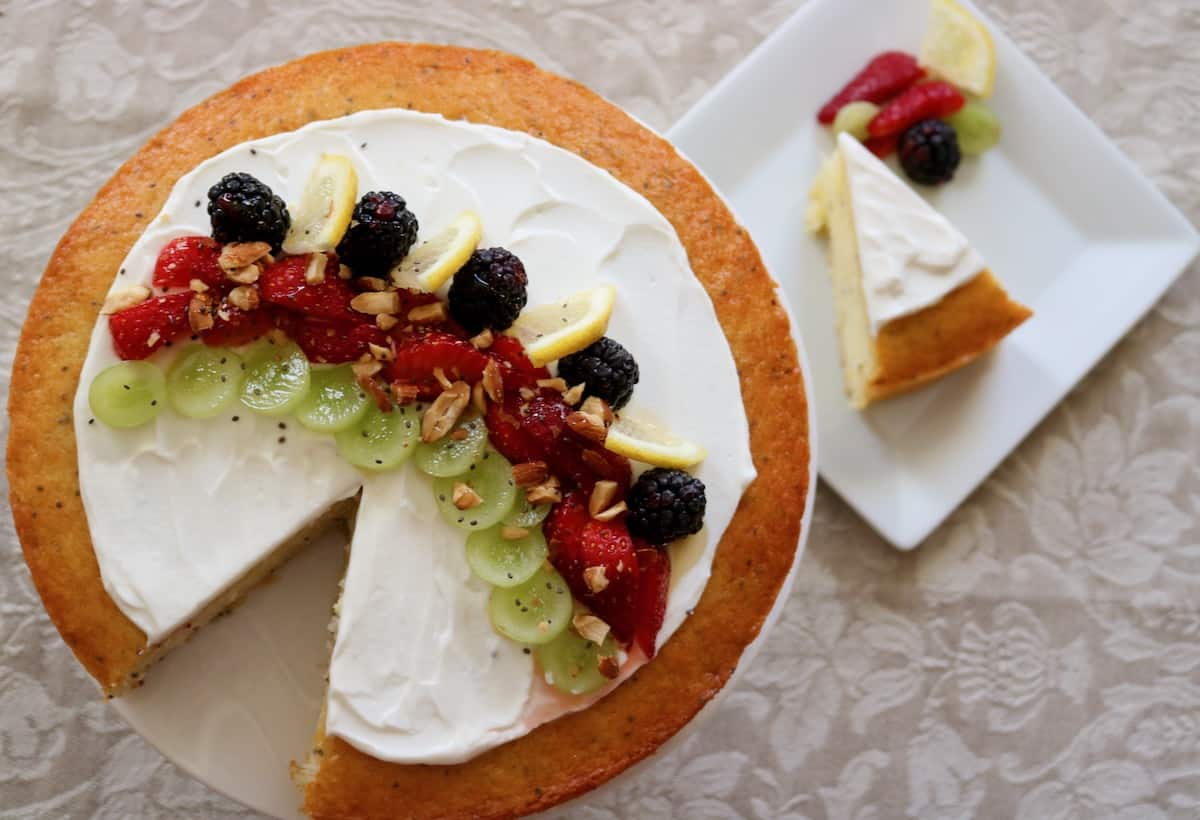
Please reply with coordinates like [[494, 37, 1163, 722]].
[[869, 270, 1032, 402], [7, 43, 810, 818]]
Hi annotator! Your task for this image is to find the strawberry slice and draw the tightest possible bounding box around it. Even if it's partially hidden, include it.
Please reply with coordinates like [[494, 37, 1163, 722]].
[[385, 331, 489, 399], [545, 491, 641, 643], [818, 51, 924, 125], [286, 316, 388, 364], [259, 255, 357, 321], [488, 334, 550, 389], [867, 81, 965, 138], [865, 133, 900, 159], [152, 236, 224, 290], [633, 546, 670, 658], [108, 292, 193, 360], [202, 302, 278, 348]]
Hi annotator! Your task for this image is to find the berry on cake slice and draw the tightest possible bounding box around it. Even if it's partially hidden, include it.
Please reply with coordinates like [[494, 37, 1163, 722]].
[[557, 336, 639, 411], [108, 291, 193, 359], [898, 119, 962, 185], [632, 545, 669, 658], [386, 331, 490, 400], [201, 301, 277, 348], [866, 80, 965, 139], [447, 247, 528, 335], [336, 191, 419, 279], [259, 254, 358, 321], [207, 172, 290, 249], [285, 316, 387, 364], [626, 468, 707, 543], [152, 236, 225, 290], [817, 51, 925, 124]]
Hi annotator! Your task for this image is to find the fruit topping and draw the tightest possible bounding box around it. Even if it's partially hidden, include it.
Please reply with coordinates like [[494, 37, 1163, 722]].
[[432, 448, 518, 531], [393, 210, 482, 292], [88, 361, 166, 429], [817, 51, 925, 125], [259, 254, 357, 321], [166, 346, 243, 419], [284, 316, 387, 365], [282, 153, 358, 255], [537, 627, 620, 695], [864, 133, 901, 159], [503, 493, 552, 529], [545, 490, 641, 642], [898, 118, 962, 185], [295, 365, 371, 433], [414, 417, 488, 477], [557, 336, 639, 411], [626, 468, 706, 543], [867, 80, 965, 139], [386, 331, 489, 400], [465, 524, 549, 587], [487, 564, 573, 645], [920, 0, 996, 98], [508, 284, 615, 367], [831, 101, 881, 142], [946, 100, 1001, 155], [108, 291, 193, 360], [201, 302, 277, 348], [632, 546, 670, 658], [447, 247, 528, 334], [152, 236, 224, 290], [604, 413, 707, 469], [335, 404, 420, 470], [239, 338, 311, 415], [335, 191, 419, 278], [207, 172, 290, 249]]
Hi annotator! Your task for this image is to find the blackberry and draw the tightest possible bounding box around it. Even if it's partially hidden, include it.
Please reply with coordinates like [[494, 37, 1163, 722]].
[[898, 119, 961, 185], [558, 337, 639, 410], [206, 172, 290, 249], [448, 248, 528, 334], [336, 191, 419, 278], [626, 468, 706, 544]]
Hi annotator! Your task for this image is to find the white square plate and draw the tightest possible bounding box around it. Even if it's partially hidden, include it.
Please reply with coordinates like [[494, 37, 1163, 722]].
[[668, 0, 1199, 549]]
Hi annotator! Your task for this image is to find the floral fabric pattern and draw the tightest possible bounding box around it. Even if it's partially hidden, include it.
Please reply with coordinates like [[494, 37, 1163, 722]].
[[1, 0, 1198, 817]]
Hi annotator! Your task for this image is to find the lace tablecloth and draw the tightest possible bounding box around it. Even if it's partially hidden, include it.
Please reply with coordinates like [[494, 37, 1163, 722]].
[[3, 1, 1198, 817]]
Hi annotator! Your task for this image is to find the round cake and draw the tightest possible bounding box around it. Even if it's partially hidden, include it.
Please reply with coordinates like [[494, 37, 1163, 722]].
[[7, 44, 811, 819]]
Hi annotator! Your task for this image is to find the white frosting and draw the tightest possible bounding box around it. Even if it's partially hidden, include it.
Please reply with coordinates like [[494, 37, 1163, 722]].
[[838, 133, 986, 334], [73, 110, 755, 764]]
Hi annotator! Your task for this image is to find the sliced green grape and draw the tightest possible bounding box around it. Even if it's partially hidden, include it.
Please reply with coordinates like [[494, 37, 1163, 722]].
[[488, 564, 572, 645], [239, 341, 310, 415], [947, 101, 1001, 156], [166, 346, 242, 419], [832, 101, 880, 141], [465, 525, 548, 587], [433, 448, 518, 531], [414, 417, 487, 477], [295, 365, 370, 433], [335, 404, 420, 470], [88, 361, 166, 429], [503, 494, 551, 529], [537, 628, 620, 695]]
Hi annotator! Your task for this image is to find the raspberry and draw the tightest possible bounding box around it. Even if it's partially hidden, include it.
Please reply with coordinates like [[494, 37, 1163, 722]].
[[818, 51, 925, 125], [206, 172, 290, 249], [336, 191, 419, 278], [447, 248, 528, 334], [557, 337, 639, 410], [385, 331, 489, 399], [898, 119, 962, 185], [108, 292, 193, 360], [259, 255, 357, 321], [286, 317, 387, 364], [867, 81, 965, 139], [152, 236, 224, 290], [626, 468, 706, 544]]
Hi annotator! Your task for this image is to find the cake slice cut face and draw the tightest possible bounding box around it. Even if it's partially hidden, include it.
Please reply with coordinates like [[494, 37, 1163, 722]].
[[809, 132, 1031, 408]]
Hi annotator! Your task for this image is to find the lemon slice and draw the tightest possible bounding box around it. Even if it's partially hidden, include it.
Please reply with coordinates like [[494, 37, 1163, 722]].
[[604, 414, 707, 469], [391, 211, 482, 291], [508, 285, 616, 366], [282, 153, 358, 255], [920, 0, 996, 97]]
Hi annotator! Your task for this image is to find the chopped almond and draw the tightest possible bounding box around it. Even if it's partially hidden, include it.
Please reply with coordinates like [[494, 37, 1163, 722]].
[[350, 291, 400, 315], [433, 366, 453, 391], [597, 655, 620, 680], [593, 501, 627, 522], [482, 359, 503, 403], [355, 276, 388, 292], [408, 302, 448, 324], [501, 526, 530, 540], [146, 330, 161, 348], [588, 481, 620, 517], [391, 382, 420, 405], [304, 253, 328, 285], [376, 313, 399, 331], [583, 566, 609, 593], [469, 329, 494, 349], [580, 396, 614, 426], [188, 278, 209, 293], [537, 377, 568, 392], [357, 372, 392, 412], [101, 284, 151, 315], [227, 285, 260, 311], [187, 292, 214, 332], [218, 241, 271, 271], [519, 387, 535, 401], [562, 383, 585, 405], [511, 461, 549, 488], [566, 410, 608, 444], [452, 481, 483, 510], [337, 264, 353, 280], [352, 360, 383, 379], [224, 264, 261, 285], [573, 613, 610, 645], [449, 428, 469, 441], [526, 480, 562, 505], [368, 342, 395, 363], [421, 382, 470, 443]]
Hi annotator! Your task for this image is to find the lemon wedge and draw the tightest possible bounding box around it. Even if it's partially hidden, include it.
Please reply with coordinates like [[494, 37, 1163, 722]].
[[391, 211, 482, 291], [282, 153, 358, 255], [604, 414, 707, 469], [508, 285, 616, 366], [920, 0, 996, 97]]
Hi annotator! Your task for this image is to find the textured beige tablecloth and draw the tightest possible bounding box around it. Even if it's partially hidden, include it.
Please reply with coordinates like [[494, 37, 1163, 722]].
[[3, 1, 1199, 817]]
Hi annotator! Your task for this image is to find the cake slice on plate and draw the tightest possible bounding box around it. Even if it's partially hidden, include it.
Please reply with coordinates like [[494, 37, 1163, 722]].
[[808, 132, 1031, 409]]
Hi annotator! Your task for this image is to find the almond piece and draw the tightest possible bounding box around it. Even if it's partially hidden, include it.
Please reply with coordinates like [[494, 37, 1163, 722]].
[[350, 291, 400, 315], [580, 396, 614, 426], [391, 383, 420, 405], [408, 302, 448, 324], [482, 359, 503, 403], [101, 284, 151, 315], [566, 410, 608, 444], [593, 501, 628, 522], [187, 292, 214, 332], [588, 481, 620, 518], [562, 383, 585, 406], [146, 330, 161, 348], [511, 461, 549, 488], [188, 278, 210, 293], [583, 566, 609, 593], [355, 276, 388, 292], [526, 481, 562, 505], [537, 377, 568, 392], [501, 526, 530, 541], [224, 264, 261, 285], [452, 481, 483, 510], [305, 253, 328, 285], [433, 366, 453, 391], [352, 360, 383, 379], [376, 313, 399, 331], [218, 241, 271, 271], [597, 654, 620, 680], [449, 428, 469, 441], [337, 264, 352, 280], [421, 382, 470, 443], [573, 613, 611, 645], [357, 372, 392, 412], [368, 342, 394, 362], [469, 329, 494, 349], [227, 285, 260, 311]]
